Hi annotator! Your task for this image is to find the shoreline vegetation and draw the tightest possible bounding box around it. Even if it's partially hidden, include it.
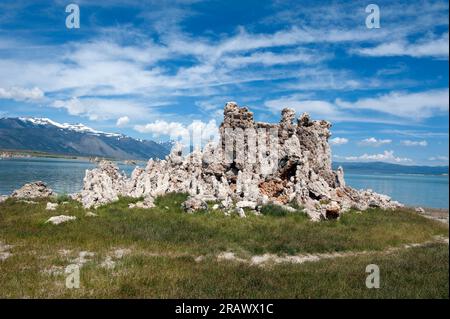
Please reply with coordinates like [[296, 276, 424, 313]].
[[0, 193, 448, 298]]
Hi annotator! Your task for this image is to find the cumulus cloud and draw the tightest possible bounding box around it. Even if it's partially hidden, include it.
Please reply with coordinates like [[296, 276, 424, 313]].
[[0, 87, 44, 101], [116, 116, 130, 127], [401, 140, 428, 147], [358, 137, 392, 147], [336, 150, 412, 163], [329, 137, 349, 145], [135, 120, 188, 138], [134, 119, 219, 147]]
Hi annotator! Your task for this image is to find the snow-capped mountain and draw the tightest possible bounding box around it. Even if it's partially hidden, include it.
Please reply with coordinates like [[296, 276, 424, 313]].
[[18, 117, 122, 137], [0, 117, 170, 160]]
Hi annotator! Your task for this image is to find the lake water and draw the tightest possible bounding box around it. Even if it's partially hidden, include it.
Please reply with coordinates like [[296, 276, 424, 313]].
[[0, 157, 448, 209], [0, 157, 136, 196]]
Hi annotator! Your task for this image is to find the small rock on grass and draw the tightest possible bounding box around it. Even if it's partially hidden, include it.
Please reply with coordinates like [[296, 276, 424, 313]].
[[46, 202, 58, 211], [235, 207, 246, 218], [128, 196, 155, 209], [0, 242, 13, 261], [415, 207, 426, 214], [46, 215, 76, 225]]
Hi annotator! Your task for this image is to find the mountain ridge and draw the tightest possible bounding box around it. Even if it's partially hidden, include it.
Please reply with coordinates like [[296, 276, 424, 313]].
[[0, 117, 170, 160]]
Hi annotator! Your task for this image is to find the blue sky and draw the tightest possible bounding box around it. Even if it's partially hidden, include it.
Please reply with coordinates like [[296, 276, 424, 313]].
[[0, 0, 448, 165]]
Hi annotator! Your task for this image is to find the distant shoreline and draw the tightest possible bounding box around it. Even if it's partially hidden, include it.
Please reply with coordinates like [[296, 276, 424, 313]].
[[0, 149, 146, 164]]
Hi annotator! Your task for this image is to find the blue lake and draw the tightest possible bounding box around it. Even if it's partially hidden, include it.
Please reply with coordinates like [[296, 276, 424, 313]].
[[344, 173, 448, 209], [0, 157, 136, 196], [0, 157, 448, 209]]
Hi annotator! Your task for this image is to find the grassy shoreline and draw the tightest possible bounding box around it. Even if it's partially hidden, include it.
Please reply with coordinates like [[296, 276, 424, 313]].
[[0, 193, 448, 298]]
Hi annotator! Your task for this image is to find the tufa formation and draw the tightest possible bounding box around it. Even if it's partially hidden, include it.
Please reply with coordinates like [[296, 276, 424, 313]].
[[75, 102, 402, 220]]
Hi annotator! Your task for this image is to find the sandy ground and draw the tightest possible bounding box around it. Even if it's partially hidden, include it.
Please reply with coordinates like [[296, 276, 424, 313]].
[[410, 206, 449, 224]]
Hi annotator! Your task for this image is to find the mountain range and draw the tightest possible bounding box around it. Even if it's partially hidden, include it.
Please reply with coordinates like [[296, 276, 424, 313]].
[[1, 117, 448, 173], [333, 161, 448, 175], [0, 117, 171, 160]]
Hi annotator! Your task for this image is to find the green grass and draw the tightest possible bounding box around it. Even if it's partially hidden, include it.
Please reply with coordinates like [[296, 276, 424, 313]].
[[0, 193, 448, 298]]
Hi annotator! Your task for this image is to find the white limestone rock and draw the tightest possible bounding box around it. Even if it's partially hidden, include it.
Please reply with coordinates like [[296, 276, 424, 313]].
[[415, 207, 426, 214], [236, 200, 257, 210], [46, 215, 76, 225], [11, 181, 55, 199], [75, 102, 403, 220], [78, 161, 128, 208], [128, 196, 155, 209], [46, 202, 58, 211]]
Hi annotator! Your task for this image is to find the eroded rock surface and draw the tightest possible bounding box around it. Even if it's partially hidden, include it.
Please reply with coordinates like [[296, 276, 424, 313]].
[[11, 181, 55, 199], [77, 102, 402, 220], [73, 161, 128, 208]]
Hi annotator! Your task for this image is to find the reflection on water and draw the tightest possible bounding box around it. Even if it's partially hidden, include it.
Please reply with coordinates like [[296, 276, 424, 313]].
[[0, 157, 448, 209]]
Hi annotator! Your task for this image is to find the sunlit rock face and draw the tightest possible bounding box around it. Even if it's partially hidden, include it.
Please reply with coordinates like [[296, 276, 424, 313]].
[[77, 102, 402, 220]]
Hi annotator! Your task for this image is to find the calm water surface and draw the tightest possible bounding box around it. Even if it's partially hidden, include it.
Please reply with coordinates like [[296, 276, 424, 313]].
[[0, 157, 135, 196], [0, 157, 448, 209], [345, 173, 448, 209]]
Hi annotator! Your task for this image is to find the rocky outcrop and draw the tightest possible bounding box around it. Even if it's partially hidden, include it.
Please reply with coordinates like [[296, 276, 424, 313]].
[[76, 102, 402, 220], [11, 181, 55, 199], [73, 161, 128, 208]]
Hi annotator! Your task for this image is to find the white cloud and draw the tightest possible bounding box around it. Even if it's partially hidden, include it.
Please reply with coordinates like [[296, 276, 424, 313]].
[[358, 137, 392, 147], [336, 150, 412, 163], [51, 97, 150, 121], [336, 89, 449, 120], [0, 87, 44, 101], [265, 98, 340, 119], [134, 119, 219, 147], [329, 137, 349, 145], [401, 140, 428, 147], [135, 120, 188, 138], [222, 49, 323, 68], [428, 155, 449, 162], [381, 129, 449, 139], [354, 33, 449, 59], [265, 88, 449, 124], [116, 116, 130, 127]]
